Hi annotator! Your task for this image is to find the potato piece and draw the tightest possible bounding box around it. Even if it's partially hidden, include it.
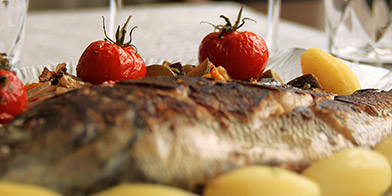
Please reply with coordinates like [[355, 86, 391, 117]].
[[374, 135, 392, 165], [92, 184, 197, 196], [0, 181, 62, 196], [203, 166, 320, 196], [302, 148, 391, 196], [300, 48, 361, 95]]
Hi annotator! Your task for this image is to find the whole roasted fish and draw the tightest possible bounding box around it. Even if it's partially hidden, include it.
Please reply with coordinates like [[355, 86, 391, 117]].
[[0, 76, 391, 196]]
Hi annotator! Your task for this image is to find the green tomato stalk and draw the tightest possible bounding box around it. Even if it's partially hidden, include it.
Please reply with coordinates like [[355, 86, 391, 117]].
[[102, 15, 138, 49], [202, 6, 256, 39]]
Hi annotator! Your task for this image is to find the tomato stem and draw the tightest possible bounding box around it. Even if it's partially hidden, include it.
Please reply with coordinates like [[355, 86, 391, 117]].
[[0, 53, 10, 71], [201, 6, 256, 39], [102, 15, 138, 49]]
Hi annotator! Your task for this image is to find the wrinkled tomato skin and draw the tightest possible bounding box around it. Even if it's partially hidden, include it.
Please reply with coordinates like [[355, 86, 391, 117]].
[[76, 40, 146, 85], [0, 69, 27, 124], [198, 31, 269, 80]]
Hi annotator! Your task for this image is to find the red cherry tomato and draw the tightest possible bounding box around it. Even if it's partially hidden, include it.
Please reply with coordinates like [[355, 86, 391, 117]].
[[0, 69, 27, 124], [76, 40, 146, 84], [198, 6, 269, 80], [76, 16, 146, 85]]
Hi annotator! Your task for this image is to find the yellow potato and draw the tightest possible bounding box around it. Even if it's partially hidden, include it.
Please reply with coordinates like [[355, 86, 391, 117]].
[[374, 135, 392, 165], [0, 181, 62, 196], [300, 48, 361, 95], [203, 166, 320, 196], [92, 183, 197, 196], [302, 148, 391, 196]]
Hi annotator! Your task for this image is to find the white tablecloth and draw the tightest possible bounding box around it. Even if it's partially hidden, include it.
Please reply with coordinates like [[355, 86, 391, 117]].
[[20, 1, 327, 68]]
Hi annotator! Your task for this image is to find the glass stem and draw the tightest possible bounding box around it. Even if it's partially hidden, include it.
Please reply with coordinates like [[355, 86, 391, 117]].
[[267, 0, 281, 52], [109, 0, 122, 39]]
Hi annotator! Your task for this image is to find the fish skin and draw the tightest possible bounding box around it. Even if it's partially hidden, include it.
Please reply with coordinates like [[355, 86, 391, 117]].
[[315, 89, 392, 147], [0, 76, 391, 195]]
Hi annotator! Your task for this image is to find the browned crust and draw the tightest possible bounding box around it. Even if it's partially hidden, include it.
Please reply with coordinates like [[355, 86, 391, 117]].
[[0, 76, 391, 195]]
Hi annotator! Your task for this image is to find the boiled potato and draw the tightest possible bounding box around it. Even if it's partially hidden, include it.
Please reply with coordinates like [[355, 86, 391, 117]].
[[203, 166, 320, 196], [374, 135, 392, 165], [91, 183, 197, 196], [301, 48, 361, 95], [0, 181, 63, 196], [302, 148, 391, 196]]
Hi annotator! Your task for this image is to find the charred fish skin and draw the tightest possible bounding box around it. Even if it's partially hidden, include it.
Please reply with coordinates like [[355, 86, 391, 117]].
[[0, 86, 149, 196], [327, 89, 392, 146], [0, 76, 391, 195]]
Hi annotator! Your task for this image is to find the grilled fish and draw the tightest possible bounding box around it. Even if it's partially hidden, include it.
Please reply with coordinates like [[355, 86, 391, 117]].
[[0, 76, 391, 195]]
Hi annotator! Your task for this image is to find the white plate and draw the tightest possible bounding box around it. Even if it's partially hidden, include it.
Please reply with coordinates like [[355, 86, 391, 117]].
[[13, 48, 392, 90]]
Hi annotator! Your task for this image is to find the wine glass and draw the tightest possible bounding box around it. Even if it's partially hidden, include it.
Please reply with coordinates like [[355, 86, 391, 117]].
[[109, 0, 122, 38], [0, 0, 29, 66], [266, 0, 281, 52], [108, 0, 281, 52]]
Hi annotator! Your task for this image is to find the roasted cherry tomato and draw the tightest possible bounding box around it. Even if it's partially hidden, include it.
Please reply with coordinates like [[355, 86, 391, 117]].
[[76, 16, 146, 85], [198, 6, 269, 80], [0, 54, 27, 124]]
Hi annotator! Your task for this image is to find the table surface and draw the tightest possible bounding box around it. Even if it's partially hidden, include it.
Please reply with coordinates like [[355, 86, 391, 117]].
[[19, 1, 327, 68]]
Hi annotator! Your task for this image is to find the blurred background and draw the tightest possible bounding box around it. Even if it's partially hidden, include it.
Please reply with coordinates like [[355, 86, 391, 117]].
[[28, 0, 324, 30]]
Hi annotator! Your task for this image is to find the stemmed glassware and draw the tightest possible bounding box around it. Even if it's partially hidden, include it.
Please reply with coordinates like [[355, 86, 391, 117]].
[[0, 0, 29, 66], [108, 0, 281, 52], [109, 0, 122, 38], [267, 0, 281, 53]]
